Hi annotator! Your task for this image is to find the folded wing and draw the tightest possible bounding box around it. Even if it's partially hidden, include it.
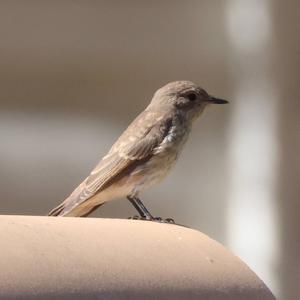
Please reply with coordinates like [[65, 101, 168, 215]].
[[48, 110, 172, 216]]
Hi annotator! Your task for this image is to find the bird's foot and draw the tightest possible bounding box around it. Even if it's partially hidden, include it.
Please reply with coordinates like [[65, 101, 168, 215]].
[[156, 217, 175, 224], [128, 215, 150, 220], [128, 215, 175, 224]]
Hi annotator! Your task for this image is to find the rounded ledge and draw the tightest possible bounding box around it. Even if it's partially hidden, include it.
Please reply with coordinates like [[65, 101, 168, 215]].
[[0, 215, 275, 300]]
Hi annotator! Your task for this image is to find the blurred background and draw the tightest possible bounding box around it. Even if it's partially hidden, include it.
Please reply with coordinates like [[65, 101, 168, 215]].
[[0, 1, 299, 299]]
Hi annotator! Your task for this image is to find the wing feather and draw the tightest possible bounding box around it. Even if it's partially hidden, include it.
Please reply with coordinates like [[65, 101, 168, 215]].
[[54, 110, 173, 215]]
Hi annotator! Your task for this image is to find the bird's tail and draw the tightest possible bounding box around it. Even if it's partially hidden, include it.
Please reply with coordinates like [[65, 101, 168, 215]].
[[48, 199, 105, 217], [48, 202, 66, 216]]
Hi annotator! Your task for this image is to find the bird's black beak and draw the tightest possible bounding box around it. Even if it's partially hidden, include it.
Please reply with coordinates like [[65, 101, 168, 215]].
[[209, 96, 229, 104]]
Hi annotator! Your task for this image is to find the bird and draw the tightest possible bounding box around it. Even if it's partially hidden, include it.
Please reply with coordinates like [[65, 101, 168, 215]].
[[48, 80, 228, 221]]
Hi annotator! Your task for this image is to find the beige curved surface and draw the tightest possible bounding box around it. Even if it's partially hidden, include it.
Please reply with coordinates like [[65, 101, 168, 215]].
[[0, 215, 275, 300]]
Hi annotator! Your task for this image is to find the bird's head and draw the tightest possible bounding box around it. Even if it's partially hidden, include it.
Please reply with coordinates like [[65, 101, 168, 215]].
[[149, 80, 228, 122]]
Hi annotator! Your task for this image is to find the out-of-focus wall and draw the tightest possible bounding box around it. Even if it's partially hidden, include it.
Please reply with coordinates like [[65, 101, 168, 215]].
[[0, 2, 299, 300]]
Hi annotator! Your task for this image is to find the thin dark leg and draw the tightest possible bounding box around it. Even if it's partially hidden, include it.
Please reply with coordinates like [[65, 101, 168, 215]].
[[126, 196, 175, 224], [127, 196, 153, 220]]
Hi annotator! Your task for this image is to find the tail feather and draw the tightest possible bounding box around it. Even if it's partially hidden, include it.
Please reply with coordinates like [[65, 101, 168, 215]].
[[79, 203, 104, 217], [48, 202, 66, 216], [48, 199, 105, 217]]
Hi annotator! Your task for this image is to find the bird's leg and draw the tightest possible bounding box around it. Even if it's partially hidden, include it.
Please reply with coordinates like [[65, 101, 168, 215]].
[[127, 196, 175, 224], [127, 196, 153, 220]]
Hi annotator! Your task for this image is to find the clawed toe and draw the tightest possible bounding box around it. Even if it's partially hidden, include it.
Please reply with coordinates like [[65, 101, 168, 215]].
[[156, 217, 175, 224], [128, 215, 143, 220], [128, 215, 176, 224], [128, 215, 152, 221], [165, 218, 175, 224]]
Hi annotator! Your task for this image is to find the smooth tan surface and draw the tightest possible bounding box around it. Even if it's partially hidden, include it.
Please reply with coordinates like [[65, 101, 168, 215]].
[[0, 216, 275, 300]]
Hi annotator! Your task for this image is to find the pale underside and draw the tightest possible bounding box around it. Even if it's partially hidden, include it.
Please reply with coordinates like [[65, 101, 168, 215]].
[[49, 109, 190, 217]]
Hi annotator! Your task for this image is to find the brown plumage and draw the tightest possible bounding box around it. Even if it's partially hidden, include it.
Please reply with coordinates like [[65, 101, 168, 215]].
[[48, 81, 228, 218]]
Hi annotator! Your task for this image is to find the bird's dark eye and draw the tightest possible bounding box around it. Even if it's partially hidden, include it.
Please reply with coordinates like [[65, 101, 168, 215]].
[[186, 92, 197, 101]]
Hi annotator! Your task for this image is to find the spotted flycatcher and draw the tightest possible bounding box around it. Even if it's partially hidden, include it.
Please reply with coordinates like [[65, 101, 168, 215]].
[[49, 81, 228, 221]]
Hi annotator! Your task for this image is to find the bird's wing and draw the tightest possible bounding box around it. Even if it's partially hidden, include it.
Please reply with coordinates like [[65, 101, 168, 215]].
[[54, 110, 173, 215]]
